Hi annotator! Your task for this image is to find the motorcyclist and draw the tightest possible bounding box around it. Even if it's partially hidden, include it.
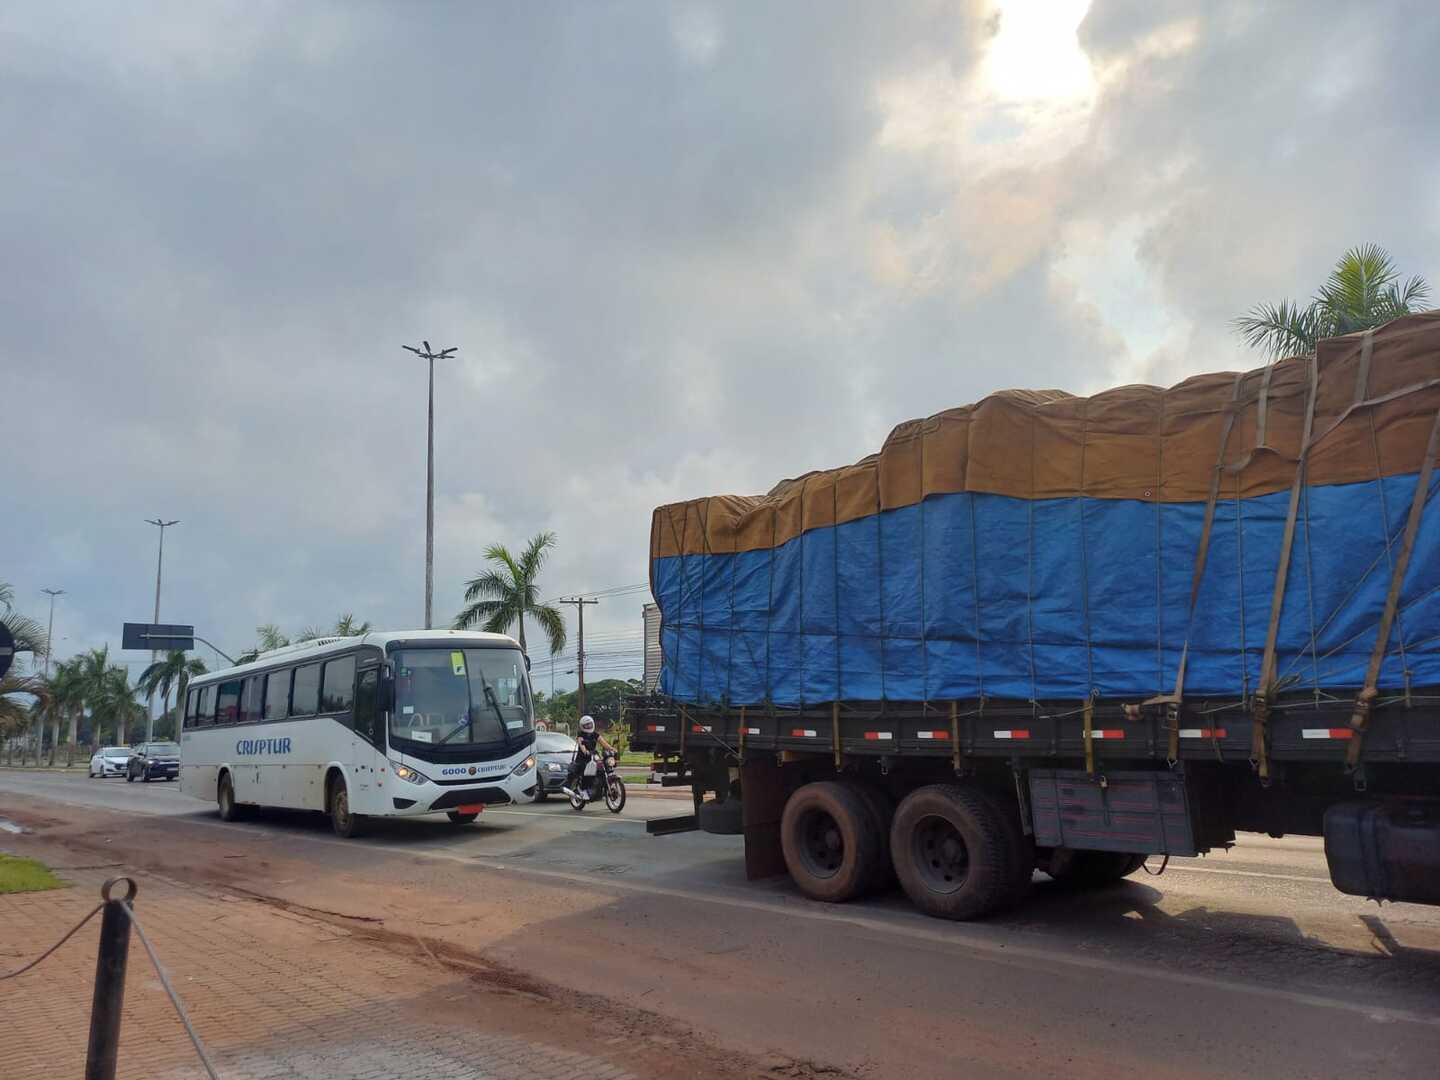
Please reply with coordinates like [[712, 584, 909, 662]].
[[561, 715, 615, 801]]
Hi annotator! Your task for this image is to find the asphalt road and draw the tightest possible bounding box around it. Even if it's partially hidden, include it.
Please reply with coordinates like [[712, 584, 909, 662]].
[[3, 768, 1439, 1078]]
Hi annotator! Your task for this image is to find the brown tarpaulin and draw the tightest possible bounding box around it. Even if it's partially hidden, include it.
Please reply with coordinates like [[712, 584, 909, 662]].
[[653, 313, 1440, 560]]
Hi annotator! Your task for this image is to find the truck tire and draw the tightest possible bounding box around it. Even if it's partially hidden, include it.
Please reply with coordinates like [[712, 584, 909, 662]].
[[780, 781, 884, 903], [977, 788, 1035, 906], [1042, 848, 1144, 889], [841, 779, 896, 892], [697, 797, 744, 835], [890, 784, 1020, 920]]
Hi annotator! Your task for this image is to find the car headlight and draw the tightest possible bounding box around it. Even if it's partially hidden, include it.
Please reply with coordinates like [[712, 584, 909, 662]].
[[389, 761, 430, 785], [510, 754, 536, 777]]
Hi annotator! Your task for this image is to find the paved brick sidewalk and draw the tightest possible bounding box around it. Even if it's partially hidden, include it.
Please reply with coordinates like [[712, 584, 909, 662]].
[[0, 862, 636, 1079]]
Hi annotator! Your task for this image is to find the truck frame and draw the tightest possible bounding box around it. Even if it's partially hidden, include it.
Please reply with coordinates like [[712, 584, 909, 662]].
[[631, 690, 1440, 919]]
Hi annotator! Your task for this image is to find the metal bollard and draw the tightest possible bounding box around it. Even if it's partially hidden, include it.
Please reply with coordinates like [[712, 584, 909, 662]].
[[85, 877, 138, 1080]]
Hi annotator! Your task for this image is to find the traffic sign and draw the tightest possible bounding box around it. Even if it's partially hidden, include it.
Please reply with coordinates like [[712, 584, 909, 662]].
[[122, 622, 195, 651], [0, 620, 14, 679]]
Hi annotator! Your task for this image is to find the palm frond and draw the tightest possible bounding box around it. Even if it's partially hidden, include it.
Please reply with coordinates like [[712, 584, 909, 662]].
[[519, 532, 557, 581], [483, 543, 523, 584], [0, 581, 14, 610], [481, 606, 520, 636], [531, 603, 568, 655], [0, 610, 49, 657], [1232, 300, 1322, 362], [1395, 274, 1431, 313], [453, 599, 508, 630], [462, 569, 512, 603]]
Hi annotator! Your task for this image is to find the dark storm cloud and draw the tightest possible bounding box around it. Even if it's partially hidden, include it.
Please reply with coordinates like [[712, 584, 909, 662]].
[[3, 1, 1438, 680]]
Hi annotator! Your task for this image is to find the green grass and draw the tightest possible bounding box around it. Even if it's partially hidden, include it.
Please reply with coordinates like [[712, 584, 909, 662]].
[[0, 854, 66, 894], [618, 751, 653, 767]]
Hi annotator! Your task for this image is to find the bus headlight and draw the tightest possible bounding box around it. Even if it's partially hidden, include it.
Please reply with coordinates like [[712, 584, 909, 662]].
[[390, 761, 430, 785], [510, 755, 536, 777]]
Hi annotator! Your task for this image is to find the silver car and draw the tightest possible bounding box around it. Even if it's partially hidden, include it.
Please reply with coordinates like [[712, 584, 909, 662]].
[[88, 746, 132, 778], [533, 731, 577, 801]]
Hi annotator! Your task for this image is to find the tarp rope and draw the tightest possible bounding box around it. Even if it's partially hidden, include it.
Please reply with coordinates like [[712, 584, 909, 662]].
[[1253, 351, 1321, 781], [1347, 403, 1440, 768], [1150, 372, 1245, 761]]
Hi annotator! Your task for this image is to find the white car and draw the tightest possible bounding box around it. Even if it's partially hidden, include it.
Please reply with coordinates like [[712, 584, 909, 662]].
[[88, 747, 132, 778]]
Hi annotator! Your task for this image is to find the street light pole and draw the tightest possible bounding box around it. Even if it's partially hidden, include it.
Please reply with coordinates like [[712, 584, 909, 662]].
[[144, 518, 179, 745], [41, 588, 64, 678], [403, 341, 457, 630], [38, 588, 63, 766]]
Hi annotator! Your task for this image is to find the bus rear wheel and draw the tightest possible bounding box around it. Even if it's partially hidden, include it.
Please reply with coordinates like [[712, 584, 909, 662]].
[[217, 774, 243, 822], [328, 777, 364, 838]]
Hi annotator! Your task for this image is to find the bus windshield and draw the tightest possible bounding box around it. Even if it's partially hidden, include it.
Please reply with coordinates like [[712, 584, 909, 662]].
[[390, 648, 533, 750]]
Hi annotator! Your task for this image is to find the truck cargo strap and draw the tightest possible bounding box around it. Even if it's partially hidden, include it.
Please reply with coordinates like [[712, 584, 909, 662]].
[[1348, 403, 1440, 768]]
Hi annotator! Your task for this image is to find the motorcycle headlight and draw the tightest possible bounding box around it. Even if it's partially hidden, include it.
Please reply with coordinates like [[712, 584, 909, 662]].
[[510, 754, 536, 777], [389, 761, 430, 785]]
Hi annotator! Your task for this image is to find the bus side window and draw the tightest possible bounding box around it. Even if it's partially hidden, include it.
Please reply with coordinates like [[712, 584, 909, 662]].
[[184, 688, 198, 730], [264, 669, 291, 721], [321, 656, 356, 715], [197, 685, 216, 727], [354, 668, 381, 746], [238, 677, 262, 724], [292, 663, 320, 716], [216, 680, 242, 725]]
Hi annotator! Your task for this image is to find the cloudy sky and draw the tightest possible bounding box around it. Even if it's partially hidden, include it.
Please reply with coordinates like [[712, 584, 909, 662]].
[[4, 0, 1438, 690]]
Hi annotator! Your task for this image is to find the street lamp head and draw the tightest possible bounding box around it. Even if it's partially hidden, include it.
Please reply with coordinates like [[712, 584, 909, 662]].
[[145, 518, 180, 528]]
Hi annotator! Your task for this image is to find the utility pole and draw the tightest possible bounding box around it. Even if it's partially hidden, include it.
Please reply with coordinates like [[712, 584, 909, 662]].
[[559, 597, 598, 717], [403, 341, 457, 629], [144, 519, 179, 746]]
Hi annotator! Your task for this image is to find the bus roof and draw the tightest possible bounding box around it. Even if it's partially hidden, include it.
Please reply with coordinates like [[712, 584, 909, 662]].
[[190, 629, 521, 685]]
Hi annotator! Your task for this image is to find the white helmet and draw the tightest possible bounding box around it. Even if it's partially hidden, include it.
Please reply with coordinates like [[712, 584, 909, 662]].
[[579, 715, 596, 733]]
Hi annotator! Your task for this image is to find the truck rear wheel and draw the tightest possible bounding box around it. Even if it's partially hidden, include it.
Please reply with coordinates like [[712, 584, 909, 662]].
[[890, 784, 1020, 920], [1041, 848, 1145, 888], [780, 781, 884, 903], [841, 779, 896, 892]]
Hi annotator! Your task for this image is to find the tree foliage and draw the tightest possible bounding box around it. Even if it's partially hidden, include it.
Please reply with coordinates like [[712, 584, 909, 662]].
[[454, 532, 566, 656], [1235, 245, 1431, 362]]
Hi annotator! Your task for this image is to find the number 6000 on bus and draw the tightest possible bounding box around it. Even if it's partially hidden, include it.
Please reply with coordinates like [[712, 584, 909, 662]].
[[179, 630, 538, 836]]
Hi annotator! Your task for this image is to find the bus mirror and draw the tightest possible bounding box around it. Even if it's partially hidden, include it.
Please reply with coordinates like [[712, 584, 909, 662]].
[[524, 654, 531, 672], [379, 672, 396, 713]]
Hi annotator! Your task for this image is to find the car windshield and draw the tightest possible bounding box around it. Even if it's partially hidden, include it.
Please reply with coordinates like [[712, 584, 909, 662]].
[[536, 732, 576, 752], [105, 748, 130, 757], [147, 743, 180, 755], [390, 647, 533, 750]]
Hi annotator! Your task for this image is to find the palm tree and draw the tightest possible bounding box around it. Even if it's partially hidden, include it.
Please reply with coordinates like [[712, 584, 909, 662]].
[[76, 646, 138, 747], [46, 658, 87, 766], [454, 532, 567, 656], [1235, 244, 1431, 362], [137, 651, 207, 735], [0, 673, 49, 764]]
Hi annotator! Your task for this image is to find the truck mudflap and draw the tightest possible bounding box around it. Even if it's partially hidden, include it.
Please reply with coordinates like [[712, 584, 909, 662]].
[[1324, 800, 1440, 905], [1028, 769, 1202, 857]]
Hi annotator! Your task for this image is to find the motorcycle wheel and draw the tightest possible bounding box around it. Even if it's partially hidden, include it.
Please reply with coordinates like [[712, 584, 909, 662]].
[[605, 776, 627, 814], [569, 789, 587, 812]]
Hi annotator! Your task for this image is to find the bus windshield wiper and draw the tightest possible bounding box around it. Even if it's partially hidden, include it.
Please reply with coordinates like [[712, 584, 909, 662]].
[[434, 713, 473, 747], [479, 678, 511, 749]]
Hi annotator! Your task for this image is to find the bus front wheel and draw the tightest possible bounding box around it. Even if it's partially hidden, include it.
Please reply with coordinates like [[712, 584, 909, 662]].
[[328, 777, 364, 838]]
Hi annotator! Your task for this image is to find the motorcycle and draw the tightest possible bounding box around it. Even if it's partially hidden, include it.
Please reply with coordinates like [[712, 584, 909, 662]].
[[567, 750, 626, 814]]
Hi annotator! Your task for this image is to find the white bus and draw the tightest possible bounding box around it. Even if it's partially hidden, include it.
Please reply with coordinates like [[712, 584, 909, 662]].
[[179, 630, 538, 836]]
